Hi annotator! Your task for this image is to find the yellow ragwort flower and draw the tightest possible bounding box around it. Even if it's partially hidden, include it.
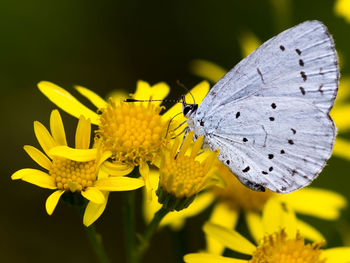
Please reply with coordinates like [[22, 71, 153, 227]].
[[37, 80, 210, 196], [11, 110, 144, 226], [156, 131, 222, 211], [184, 198, 350, 263]]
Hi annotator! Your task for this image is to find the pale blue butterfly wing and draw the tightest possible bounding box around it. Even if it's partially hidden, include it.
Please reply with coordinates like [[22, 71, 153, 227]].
[[188, 20, 338, 193]]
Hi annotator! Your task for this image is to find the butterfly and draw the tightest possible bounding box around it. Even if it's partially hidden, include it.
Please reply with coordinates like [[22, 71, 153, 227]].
[[183, 20, 338, 193]]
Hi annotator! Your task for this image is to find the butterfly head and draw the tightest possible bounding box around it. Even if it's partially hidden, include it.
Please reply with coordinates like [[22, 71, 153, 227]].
[[182, 97, 198, 118]]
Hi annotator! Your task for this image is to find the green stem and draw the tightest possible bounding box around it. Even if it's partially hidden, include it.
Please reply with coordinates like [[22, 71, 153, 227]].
[[137, 206, 170, 258], [85, 224, 111, 263], [123, 190, 138, 263], [78, 204, 110, 263]]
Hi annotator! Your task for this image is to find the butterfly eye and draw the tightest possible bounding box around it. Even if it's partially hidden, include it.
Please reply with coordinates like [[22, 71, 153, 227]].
[[183, 105, 192, 116]]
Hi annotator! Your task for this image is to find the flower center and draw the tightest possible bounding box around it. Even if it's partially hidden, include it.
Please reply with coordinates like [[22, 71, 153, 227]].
[[97, 100, 169, 166], [49, 158, 97, 192], [212, 163, 274, 211], [161, 155, 207, 198], [250, 230, 325, 263]]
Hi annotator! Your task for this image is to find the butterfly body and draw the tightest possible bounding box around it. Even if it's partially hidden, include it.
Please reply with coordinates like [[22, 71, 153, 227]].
[[184, 20, 338, 193]]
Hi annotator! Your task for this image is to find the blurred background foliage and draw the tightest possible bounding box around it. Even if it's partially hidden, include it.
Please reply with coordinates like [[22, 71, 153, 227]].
[[2, 0, 350, 262]]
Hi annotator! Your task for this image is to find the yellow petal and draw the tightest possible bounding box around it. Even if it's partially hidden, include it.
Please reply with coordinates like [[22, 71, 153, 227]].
[[245, 212, 264, 244], [336, 76, 350, 102], [107, 90, 128, 102], [34, 121, 56, 157], [133, 80, 170, 106], [12, 168, 44, 180], [94, 177, 144, 191], [262, 198, 297, 238], [101, 161, 134, 176], [23, 145, 52, 170], [239, 31, 261, 57], [189, 59, 227, 83], [37, 81, 99, 124], [81, 187, 105, 204], [83, 192, 109, 226], [97, 150, 113, 168], [162, 81, 210, 122], [335, 0, 350, 23], [297, 219, 325, 242], [184, 253, 247, 263], [75, 85, 107, 109], [333, 137, 350, 161], [45, 190, 65, 215], [321, 247, 350, 263], [331, 104, 350, 132], [207, 203, 239, 254], [139, 162, 152, 200], [279, 187, 347, 220], [20, 170, 57, 189], [75, 115, 91, 149], [203, 222, 256, 255], [49, 146, 97, 162], [50, 110, 67, 146]]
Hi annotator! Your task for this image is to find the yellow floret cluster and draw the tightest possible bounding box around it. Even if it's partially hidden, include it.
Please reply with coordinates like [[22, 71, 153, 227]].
[[251, 230, 325, 263], [50, 158, 97, 192], [161, 156, 206, 198], [97, 100, 169, 166]]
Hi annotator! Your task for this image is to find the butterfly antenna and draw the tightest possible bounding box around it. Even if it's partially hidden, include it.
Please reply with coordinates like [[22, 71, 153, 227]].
[[176, 80, 195, 104], [124, 98, 181, 103]]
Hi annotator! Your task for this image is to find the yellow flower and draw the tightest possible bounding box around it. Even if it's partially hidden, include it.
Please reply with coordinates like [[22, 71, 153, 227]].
[[144, 159, 346, 250], [184, 198, 350, 263], [37, 80, 210, 197], [11, 110, 144, 226], [335, 0, 350, 23], [156, 130, 223, 211]]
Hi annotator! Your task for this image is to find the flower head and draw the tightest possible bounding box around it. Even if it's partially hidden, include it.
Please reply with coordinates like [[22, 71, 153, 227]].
[[37, 80, 210, 197], [97, 99, 169, 167], [184, 198, 350, 263], [11, 110, 144, 226], [156, 131, 223, 211], [251, 230, 324, 263]]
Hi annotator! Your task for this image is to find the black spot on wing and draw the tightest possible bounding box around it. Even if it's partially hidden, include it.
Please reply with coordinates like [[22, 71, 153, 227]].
[[226, 160, 230, 165], [268, 154, 274, 159], [236, 112, 240, 118], [299, 59, 304, 66], [262, 171, 268, 175], [295, 49, 301, 55], [288, 139, 294, 145], [271, 103, 276, 109], [280, 45, 285, 51], [319, 84, 324, 94], [299, 87, 306, 95], [291, 128, 296, 134], [269, 167, 273, 172], [243, 137, 248, 142], [242, 166, 250, 173], [280, 149, 285, 154], [200, 120, 204, 126], [300, 71, 307, 81], [269, 117, 275, 121]]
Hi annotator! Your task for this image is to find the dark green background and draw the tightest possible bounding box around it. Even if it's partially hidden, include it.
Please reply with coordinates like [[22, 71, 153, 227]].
[[2, 0, 350, 262]]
